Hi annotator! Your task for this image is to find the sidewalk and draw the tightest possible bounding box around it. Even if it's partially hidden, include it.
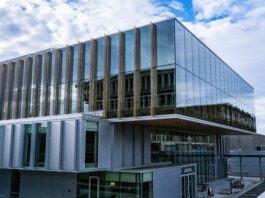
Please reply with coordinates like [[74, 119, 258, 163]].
[[197, 176, 262, 198]]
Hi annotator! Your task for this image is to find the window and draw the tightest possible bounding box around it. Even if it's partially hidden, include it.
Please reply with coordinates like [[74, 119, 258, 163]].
[[35, 123, 47, 167], [23, 124, 32, 167], [10, 170, 20, 198], [85, 121, 98, 168]]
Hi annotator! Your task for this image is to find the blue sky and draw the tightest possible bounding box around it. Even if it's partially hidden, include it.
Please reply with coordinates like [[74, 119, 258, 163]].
[[0, 0, 265, 134]]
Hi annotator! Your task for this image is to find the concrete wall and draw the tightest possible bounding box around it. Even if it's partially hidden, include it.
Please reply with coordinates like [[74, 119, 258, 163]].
[[19, 171, 77, 198], [227, 134, 265, 151]]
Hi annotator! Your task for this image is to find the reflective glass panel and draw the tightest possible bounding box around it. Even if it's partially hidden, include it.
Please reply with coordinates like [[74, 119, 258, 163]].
[[23, 124, 32, 167], [73, 44, 78, 82], [111, 34, 119, 75], [35, 122, 47, 167], [84, 42, 91, 80], [175, 21, 185, 68], [140, 26, 151, 69], [125, 30, 134, 72], [97, 38, 104, 78], [156, 20, 175, 66]]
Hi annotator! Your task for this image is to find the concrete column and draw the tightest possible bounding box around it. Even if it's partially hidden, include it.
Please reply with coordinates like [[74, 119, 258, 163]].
[[76, 42, 86, 113], [89, 39, 98, 112], [150, 23, 157, 116], [41, 51, 52, 116], [103, 36, 111, 118], [22, 57, 33, 118], [118, 32, 125, 118], [64, 46, 74, 114], [12, 59, 24, 119], [31, 54, 42, 117], [52, 49, 62, 115], [133, 28, 141, 117], [0, 63, 7, 120], [3, 61, 16, 120]]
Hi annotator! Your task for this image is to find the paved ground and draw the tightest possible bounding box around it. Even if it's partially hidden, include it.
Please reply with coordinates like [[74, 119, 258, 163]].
[[197, 177, 262, 198], [239, 182, 265, 198]]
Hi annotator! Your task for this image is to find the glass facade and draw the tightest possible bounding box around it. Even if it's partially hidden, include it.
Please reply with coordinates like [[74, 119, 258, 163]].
[[0, 19, 255, 132], [77, 171, 153, 198], [35, 122, 47, 167], [150, 128, 227, 185], [85, 121, 98, 168], [23, 124, 32, 167], [10, 170, 20, 198]]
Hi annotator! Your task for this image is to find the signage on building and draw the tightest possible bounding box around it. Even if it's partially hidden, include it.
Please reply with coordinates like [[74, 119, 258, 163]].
[[181, 166, 195, 175]]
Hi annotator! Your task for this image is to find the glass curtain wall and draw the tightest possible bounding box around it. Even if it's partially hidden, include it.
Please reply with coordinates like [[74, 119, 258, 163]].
[[85, 121, 98, 168], [60, 48, 66, 114], [96, 38, 104, 111], [139, 26, 151, 116], [77, 171, 153, 198], [175, 20, 255, 131], [109, 34, 119, 117], [35, 122, 47, 167], [0, 19, 256, 132], [150, 128, 215, 184], [124, 30, 134, 117], [156, 20, 176, 115], [83, 41, 90, 112], [23, 124, 32, 167], [49, 50, 55, 115]]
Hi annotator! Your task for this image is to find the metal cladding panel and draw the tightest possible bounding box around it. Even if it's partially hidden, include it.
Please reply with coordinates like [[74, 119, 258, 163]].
[[153, 166, 180, 198], [1, 125, 13, 168], [62, 120, 77, 171], [98, 121, 113, 169], [12, 125, 24, 168], [48, 121, 62, 170], [77, 119, 86, 171], [134, 126, 143, 166], [124, 125, 133, 167], [111, 124, 123, 168], [143, 128, 151, 165]]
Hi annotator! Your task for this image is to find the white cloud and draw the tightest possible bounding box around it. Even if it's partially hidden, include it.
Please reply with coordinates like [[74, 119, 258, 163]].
[[0, 0, 174, 61], [255, 97, 265, 135], [169, 0, 184, 11], [185, 0, 265, 133]]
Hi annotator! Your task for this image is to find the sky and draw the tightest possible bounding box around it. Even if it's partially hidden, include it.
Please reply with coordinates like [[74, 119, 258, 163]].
[[0, 0, 265, 134]]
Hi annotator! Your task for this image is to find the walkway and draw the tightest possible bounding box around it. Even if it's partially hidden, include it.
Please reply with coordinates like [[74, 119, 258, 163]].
[[197, 177, 261, 198]]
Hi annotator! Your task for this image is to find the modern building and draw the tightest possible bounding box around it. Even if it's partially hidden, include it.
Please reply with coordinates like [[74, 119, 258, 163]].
[[0, 18, 256, 198]]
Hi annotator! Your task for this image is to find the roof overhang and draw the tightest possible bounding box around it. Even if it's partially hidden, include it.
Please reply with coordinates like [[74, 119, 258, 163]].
[[107, 114, 255, 136]]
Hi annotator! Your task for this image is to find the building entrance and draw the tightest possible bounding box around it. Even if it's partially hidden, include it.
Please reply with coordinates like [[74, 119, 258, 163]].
[[181, 174, 195, 198], [89, 176, 99, 198]]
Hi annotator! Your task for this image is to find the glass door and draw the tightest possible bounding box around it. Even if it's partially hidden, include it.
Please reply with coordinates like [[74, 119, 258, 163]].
[[89, 176, 99, 198], [181, 174, 195, 198]]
